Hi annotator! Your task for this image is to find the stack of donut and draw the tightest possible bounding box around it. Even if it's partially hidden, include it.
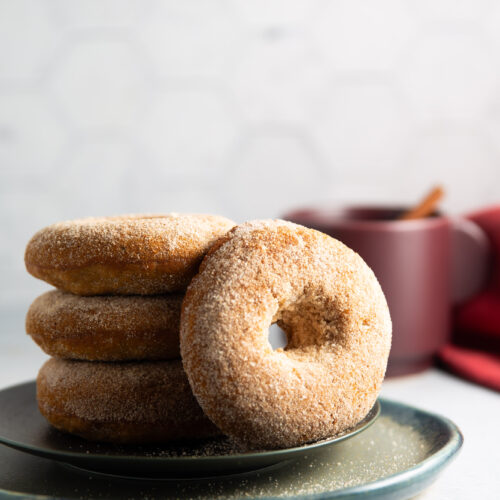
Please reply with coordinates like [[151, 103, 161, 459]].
[[25, 215, 392, 450], [24, 214, 235, 444]]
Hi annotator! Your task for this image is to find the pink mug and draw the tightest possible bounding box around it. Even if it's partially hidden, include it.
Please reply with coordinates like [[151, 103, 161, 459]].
[[284, 206, 491, 376]]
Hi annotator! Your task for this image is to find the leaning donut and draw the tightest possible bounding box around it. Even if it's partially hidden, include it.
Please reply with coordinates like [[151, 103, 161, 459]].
[[180, 220, 391, 449], [37, 358, 220, 444], [27, 290, 182, 361], [25, 214, 235, 295]]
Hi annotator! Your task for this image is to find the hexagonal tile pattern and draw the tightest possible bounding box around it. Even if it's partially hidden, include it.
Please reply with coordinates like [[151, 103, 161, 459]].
[[139, 89, 238, 176], [2, 0, 500, 314], [0, 0, 58, 80], [51, 40, 148, 130], [310, 82, 410, 177], [223, 132, 326, 221], [229, 33, 327, 123], [399, 32, 499, 122], [137, 0, 245, 79], [313, 0, 416, 72], [0, 92, 65, 174], [52, 0, 145, 30], [404, 131, 499, 212]]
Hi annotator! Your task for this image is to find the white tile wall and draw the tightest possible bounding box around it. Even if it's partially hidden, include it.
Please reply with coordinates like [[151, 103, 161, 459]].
[[138, 0, 245, 80], [1, 0, 500, 312]]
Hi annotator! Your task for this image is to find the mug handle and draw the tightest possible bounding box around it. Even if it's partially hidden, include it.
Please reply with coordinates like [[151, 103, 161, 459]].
[[451, 217, 492, 304]]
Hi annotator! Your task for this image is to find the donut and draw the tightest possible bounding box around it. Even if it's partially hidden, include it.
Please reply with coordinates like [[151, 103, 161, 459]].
[[37, 358, 220, 444], [25, 214, 235, 295], [26, 290, 182, 361], [180, 220, 391, 449]]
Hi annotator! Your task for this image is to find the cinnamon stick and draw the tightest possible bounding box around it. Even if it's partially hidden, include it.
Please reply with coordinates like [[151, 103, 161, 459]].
[[398, 186, 444, 220]]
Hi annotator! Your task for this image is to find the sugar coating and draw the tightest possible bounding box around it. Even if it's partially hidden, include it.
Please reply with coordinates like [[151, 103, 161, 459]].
[[24, 213, 235, 295], [37, 358, 220, 443], [180, 219, 392, 449], [26, 290, 183, 361]]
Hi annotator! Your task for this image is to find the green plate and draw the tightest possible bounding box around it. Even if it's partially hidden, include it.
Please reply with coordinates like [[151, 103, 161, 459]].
[[0, 381, 462, 499], [0, 381, 379, 478]]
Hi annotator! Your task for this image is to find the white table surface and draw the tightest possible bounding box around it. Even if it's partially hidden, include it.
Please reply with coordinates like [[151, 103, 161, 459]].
[[1, 312, 499, 499]]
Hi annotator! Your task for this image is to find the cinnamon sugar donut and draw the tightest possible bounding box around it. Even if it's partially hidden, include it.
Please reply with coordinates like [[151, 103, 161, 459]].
[[27, 290, 182, 361], [25, 214, 235, 295], [37, 358, 220, 444], [181, 220, 392, 449]]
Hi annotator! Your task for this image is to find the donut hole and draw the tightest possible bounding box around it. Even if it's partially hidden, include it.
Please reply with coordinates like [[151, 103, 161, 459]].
[[268, 323, 288, 350], [278, 290, 348, 351]]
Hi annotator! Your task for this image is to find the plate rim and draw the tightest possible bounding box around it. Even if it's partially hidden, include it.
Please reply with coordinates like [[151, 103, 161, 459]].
[[282, 398, 464, 500]]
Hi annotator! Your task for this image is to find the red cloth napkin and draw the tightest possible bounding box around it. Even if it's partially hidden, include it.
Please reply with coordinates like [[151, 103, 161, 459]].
[[439, 206, 500, 391]]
